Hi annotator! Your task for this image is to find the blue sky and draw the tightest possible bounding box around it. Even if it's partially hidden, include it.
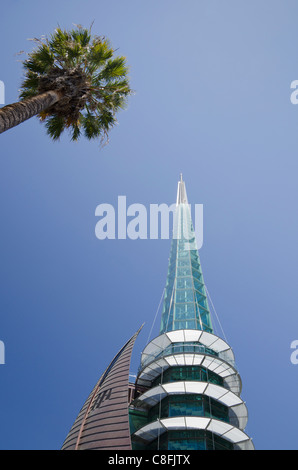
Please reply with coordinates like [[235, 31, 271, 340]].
[[1, 0, 298, 450]]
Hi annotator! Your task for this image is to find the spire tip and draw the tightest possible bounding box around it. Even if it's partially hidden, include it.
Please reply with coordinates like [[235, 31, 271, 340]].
[[176, 174, 188, 205]]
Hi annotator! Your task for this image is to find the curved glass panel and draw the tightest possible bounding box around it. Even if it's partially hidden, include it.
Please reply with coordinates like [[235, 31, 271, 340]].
[[152, 366, 224, 388]]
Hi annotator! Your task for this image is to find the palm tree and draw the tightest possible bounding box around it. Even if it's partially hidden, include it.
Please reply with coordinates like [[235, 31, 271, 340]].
[[0, 25, 132, 144]]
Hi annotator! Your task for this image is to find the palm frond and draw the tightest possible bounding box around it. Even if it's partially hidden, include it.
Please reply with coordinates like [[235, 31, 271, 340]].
[[70, 27, 91, 47], [19, 25, 133, 144], [71, 122, 81, 141], [99, 57, 128, 81], [45, 115, 65, 140]]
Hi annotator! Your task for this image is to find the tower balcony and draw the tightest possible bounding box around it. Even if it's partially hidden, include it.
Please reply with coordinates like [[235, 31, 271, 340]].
[[136, 329, 242, 395], [131, 416, 254, 450], [131, 380, 248, 430], [136, 353, 241, 396], [130, 329, 253, 450], [140, 330, 236, 369]]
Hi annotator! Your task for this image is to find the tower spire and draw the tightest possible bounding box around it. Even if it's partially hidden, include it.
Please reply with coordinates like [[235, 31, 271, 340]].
[[176, 173, 188, 205], [129, 177, 254, 451], [160, 175, 213, 334]]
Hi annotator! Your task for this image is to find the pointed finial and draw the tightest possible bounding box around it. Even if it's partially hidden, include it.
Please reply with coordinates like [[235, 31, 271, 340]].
[[176, 174, 188, 205]]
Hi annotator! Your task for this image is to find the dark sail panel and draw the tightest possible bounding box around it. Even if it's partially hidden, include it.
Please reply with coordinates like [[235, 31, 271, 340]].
[[62, 327, 142, 450]]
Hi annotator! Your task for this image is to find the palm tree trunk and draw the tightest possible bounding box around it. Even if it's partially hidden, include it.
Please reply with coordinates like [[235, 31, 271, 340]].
[[0, 90, 61, 134]]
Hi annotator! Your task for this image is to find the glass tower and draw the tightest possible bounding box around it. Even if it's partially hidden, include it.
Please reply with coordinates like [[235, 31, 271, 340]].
[[159, 175, 212, 335], [129, 176, 254, 450]]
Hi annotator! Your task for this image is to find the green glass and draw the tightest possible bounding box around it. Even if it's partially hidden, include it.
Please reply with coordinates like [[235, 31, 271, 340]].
[[160, 202, 213, 334], [129, 408, 148, 435], [148, 394, 229, 424], [132, 430, 234, 451], [152, 365, 224, 388]]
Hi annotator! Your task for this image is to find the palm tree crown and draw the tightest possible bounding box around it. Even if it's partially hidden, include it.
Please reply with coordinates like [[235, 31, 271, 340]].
[[6, 25, 132, 143]]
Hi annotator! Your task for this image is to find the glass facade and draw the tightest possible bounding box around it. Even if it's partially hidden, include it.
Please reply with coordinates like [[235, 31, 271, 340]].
[[131, 426, 234, 451], [140, 341, 219, 371], [159, 203, 213, 334], [130, 396, 231, 450], [159, 430, 234, 451], [148, 395, 229, 423], [152, 365, 224, 388]]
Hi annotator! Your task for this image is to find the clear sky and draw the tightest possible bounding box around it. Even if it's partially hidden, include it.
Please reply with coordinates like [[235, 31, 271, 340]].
[[0, 0, 298, 450]]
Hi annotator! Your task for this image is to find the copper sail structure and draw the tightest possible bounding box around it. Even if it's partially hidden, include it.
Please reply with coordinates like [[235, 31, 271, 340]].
[[61, 327, 142, 450], [129, 176, 254, 450]]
